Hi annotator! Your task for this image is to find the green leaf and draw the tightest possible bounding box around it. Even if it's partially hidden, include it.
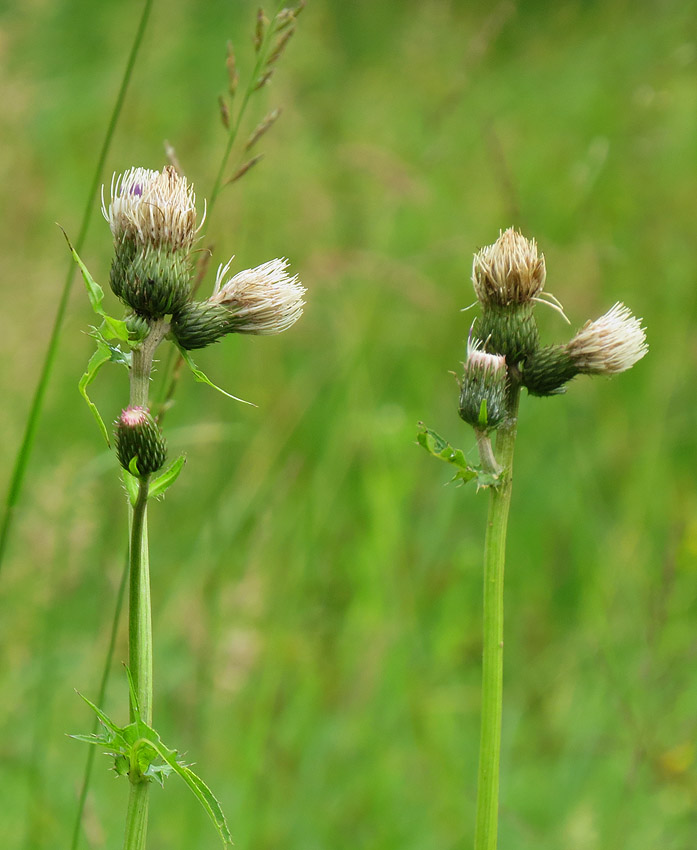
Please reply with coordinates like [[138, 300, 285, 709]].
[[76, 691, 123, 737], [122, 469, 139, 507], [61, 227, 129, 342], [416, 423, 501, 489], [146, 738, 234, 847], [178, 347, 256, 406], [416, 423, 475, 481], [148, 455, 186, 500], [478, 398, 488, 429], [79, 341, 113, 446]]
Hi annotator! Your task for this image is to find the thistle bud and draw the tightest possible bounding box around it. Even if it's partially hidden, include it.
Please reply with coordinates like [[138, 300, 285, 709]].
[[102, 166, 201, 317], [522, 303, 647, 396], [566, 302, 648, 375], [170, 300, 231, 350], [114, 407, 167, 477], [458, 335, 508, 431], [521, 345, 577, 397]]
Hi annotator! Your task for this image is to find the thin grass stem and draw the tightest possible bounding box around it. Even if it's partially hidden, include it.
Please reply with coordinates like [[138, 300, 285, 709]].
[[69, 551, 129, 850], [0, 0, 154, 577]]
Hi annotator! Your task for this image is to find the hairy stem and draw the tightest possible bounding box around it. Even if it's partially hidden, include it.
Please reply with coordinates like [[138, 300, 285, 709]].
[[130, 320, 170, 409], [474, 382, 521, 850]]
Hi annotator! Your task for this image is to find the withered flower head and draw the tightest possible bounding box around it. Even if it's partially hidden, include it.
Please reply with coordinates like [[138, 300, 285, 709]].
[[102, 166, 200, 251], [472, 228, 546, 306]]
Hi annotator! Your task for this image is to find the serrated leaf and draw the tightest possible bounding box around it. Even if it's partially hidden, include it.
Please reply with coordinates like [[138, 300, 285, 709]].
[[178, 347, 256, 406], [417, 424, 475, 479], [61, 227, 129, 342], [148, 455, 186, 500], [416, 423, 501, 489]]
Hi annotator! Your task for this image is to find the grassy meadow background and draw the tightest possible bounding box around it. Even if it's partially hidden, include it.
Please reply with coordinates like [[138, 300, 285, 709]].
[[1, 0, 697, 847]]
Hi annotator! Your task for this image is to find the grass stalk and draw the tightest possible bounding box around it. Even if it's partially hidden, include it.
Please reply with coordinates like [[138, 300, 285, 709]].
[[473, 380, 521, 850], [0, 0, 154, 577], [69, 552, 129, 850]]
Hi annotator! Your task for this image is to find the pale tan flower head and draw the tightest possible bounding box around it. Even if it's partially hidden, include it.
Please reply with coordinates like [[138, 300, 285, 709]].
[[472, 228, 546, 306], [102, 165, 201, 250], [211, 257, 305, 335], [566, 302, 648, 374]]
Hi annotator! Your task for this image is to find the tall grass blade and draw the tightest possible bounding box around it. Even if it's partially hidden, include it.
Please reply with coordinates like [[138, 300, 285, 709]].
[[0, 0, 154, 576]]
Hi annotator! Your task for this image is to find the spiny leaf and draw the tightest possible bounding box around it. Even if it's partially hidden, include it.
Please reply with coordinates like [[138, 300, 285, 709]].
[[416, 423, 500, 489], [73, 680, 234, 848]]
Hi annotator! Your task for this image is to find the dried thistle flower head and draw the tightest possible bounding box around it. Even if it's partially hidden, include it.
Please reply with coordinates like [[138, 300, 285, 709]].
[[102, 165, 201, 252], [472, 228, 546, 306], [566, 302, 648, 375], [459, 333, 508, 431], [210, 257, 305, 335]]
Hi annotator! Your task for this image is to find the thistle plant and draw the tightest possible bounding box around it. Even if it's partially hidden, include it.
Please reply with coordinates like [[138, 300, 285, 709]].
[[66, 163, 304, 850], [419, 228, 647, 850]]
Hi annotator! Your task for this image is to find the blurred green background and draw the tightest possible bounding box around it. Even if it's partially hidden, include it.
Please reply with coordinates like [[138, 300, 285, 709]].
[[1, 0, 696, 847]]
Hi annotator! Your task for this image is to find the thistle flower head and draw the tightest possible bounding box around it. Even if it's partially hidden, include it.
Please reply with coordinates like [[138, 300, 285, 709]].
[[472, 227, 546, 306], [459, 331, 508, 431], [102, 165, 200, 251], [209, 257, 305, 335], [566, 302, 648, 375]]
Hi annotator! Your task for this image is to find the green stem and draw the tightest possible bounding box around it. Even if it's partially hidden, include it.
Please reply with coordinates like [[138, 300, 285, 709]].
[[474, 381, 521, 850], [0, 0, 153, 579], [121, 319, 167, 850], [123, 781, 149, 850], [128, 477, 152, 725], [122, 477, 151, 850]]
